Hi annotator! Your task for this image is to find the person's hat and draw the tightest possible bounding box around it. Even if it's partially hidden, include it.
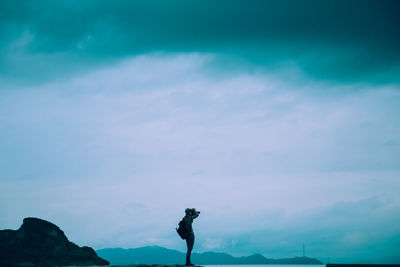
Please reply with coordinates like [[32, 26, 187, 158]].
[[185, 208, 193, 214]]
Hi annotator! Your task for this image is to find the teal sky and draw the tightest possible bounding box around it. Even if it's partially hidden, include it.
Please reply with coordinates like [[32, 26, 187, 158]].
[[1, 0, 400, 263]]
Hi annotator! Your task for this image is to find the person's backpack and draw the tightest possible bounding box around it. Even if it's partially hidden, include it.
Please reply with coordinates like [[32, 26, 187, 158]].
[[176, 218, 188, 239]]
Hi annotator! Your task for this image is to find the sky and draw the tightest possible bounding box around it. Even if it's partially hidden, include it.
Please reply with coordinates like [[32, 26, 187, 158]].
[[1, 0, 400, 263]]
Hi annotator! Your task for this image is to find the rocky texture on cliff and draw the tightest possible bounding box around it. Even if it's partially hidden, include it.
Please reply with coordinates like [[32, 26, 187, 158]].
[[0, 217, 109, 266]]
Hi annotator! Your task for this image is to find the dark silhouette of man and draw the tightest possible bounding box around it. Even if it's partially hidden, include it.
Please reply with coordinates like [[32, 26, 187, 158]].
[[183, 208, 200, 266]]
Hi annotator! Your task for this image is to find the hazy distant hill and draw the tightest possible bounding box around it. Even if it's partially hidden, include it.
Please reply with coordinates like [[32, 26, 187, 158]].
[[97, 245, 323, 265]]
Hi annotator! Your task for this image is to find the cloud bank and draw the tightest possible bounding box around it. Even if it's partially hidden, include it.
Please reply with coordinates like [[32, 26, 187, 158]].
[[1, 53, 399, 262], [1, 0, 400, 85]]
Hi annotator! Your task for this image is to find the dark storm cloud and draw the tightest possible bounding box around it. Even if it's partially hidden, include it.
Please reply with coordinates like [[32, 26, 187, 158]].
[[1, 0, 400, 84]]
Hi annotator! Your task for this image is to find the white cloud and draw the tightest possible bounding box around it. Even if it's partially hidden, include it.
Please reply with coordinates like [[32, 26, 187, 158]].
[[0, 53, 399, 261], [203, 238, 224, 250]]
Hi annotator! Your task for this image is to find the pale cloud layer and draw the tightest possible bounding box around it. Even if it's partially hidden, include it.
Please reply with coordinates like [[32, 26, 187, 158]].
[[1, 53, 400, 262]]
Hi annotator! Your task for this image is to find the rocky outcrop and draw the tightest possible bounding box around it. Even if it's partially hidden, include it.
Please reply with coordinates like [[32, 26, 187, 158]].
[[0, 217, 109, 266]]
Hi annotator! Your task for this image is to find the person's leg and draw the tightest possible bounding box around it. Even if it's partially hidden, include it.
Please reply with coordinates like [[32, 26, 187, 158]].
[[186, 233, 195, 265]]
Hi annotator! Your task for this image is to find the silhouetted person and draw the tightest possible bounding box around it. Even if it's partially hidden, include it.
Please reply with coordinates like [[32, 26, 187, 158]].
[[183, 208, 200, 266]]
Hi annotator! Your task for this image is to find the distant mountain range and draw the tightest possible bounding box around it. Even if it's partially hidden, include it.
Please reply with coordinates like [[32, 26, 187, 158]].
[[97, 245, 323, 265]]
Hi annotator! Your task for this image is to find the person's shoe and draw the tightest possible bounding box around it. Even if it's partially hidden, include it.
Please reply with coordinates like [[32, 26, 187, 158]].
[[186, 263, 195, 266]]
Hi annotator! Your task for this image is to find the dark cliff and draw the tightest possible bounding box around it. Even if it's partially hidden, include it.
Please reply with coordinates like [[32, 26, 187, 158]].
[[0, 217, 109, 266]]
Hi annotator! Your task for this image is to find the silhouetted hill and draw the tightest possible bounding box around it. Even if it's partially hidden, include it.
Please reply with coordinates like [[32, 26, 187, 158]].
[[97, 245, 323, 265], [0, 217, 109, 266]]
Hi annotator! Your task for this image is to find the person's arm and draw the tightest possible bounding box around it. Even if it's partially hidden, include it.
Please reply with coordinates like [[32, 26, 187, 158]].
[[192, 210, 200, 219]]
